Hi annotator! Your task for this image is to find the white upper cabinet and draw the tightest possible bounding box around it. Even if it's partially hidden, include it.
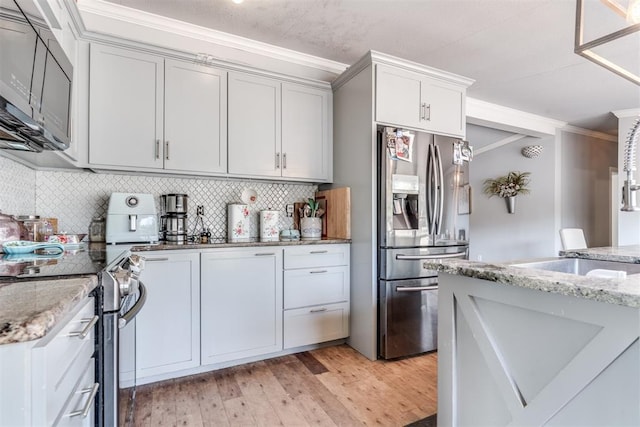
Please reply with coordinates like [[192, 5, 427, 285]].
[[89, 44, 227, 174], [164, 59, 227, 174], [227, 73, 281, 177], [375, 63, 466, 138], [89, 44, 164, 169], [228, 71, 332, 182], [282, 83, 332, 181]]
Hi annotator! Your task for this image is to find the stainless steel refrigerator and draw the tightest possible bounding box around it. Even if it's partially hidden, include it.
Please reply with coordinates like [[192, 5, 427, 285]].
[[378, 126, 472, 359]]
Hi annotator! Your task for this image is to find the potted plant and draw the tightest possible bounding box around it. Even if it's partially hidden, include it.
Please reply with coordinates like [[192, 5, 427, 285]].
[[482, 171, 531, 214], [300, 198, 323, 239]]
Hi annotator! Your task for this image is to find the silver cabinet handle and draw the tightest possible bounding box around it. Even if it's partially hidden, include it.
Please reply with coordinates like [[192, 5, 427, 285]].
[[283, 152, 287, 169], [155, 139, 160, 159], [68, 382, 99, 418], [310, 307, 328, 313], [309, 270, 327, 274], [255, 252, 276, 256], [396, 285, 438, 292], [276, 153, 280, 169], [310, 250, 328, 254], [143, 257, 169, 262], [396, 251, 467, 260], [420, 102, 427, 120], [165, 140, 170, 160], [425, 103, 431, 121], [68, 315, 98, 339]]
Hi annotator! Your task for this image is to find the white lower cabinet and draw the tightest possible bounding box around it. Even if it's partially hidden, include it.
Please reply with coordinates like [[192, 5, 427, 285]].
[[0, 296, 97, 427], [125, 244, 349, 384], [121, 251, 200, 383], [283, 245, 350, 349], [200, 248, 283, 364]]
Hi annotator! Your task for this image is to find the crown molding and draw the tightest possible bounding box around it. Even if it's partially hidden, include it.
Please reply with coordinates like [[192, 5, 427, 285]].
[[612, 108, 640, 118], [466, 98, 567, 137], [561, 125, 617, 142], [76, 0, 348, 78]]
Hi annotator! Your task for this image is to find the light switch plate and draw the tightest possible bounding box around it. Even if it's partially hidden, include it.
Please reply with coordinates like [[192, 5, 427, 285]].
[[285, 204, 294, 217]]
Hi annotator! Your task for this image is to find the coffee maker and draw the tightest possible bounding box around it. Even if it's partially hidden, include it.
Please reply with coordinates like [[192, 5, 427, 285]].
[[160, 194, 188, 244]]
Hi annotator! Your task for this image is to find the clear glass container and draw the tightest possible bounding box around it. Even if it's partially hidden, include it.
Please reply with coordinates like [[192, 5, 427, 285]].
[[89, 217, 106, 242]]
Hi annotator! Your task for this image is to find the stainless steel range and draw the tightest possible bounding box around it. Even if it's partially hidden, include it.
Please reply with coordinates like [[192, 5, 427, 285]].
[[101, 192, 158, 426], [99, 251, 146, 427]]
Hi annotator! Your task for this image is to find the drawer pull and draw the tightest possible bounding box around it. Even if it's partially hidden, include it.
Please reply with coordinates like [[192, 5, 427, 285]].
[[68, 316, 98, 339], [144, 257, 169, 262], [310, 307, 328, 313], [309, 250, 328, 254], [68, 382, 99, 418], [309, 270, 328, 274], [255, 252, 276, 256]]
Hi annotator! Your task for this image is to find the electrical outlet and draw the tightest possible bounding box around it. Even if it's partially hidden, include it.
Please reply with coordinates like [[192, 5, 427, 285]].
[[285, 204, 294, 217], [196, 205, 204, 215]]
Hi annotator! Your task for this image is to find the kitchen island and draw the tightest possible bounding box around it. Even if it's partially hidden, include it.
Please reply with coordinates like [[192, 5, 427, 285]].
[[426, 246, 640, 426]]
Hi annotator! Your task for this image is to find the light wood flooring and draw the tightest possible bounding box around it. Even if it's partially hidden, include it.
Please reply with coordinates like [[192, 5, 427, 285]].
[[120, 344, 438, 426]]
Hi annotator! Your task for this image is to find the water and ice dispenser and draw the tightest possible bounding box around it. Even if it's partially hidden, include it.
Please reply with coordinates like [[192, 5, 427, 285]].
[[391, 174, 419, 230]]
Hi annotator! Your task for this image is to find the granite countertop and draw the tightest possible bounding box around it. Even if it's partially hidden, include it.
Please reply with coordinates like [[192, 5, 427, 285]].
[[425, 245, 640, 308], [0, 276, 98, 345], [559, 245, 640, 263], [132, 237, 351, 251]]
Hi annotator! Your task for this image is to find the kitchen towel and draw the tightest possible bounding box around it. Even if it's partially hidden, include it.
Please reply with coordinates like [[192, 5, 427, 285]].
[[228, 204, 250, 241], [259, 210, 279, 242]]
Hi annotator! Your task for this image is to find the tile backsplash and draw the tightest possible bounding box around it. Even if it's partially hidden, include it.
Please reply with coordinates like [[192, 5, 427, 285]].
[[0, 156, 36, 215], [0, 157, 316, 240]]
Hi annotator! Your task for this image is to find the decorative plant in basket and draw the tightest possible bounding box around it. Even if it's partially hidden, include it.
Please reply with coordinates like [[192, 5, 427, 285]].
[[482, 171, 531, 213]]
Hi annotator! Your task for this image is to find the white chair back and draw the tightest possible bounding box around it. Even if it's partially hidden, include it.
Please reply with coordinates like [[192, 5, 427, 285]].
[[559, 228, 587, 250]]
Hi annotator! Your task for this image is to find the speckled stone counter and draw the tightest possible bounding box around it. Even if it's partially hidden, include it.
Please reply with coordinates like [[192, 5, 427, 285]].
[[131, 238, 351, 252], [559, 245, 640, 263], [0, 276, 98, 344], [424, 245, 640, 308]]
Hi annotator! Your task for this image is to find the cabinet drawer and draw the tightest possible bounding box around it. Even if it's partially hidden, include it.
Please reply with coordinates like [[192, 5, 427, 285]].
[[55, 358, 97, 427], [284, 266, 349, 309], [284, 302, 349, 349], [32, 297, 96, 426], [284, 244, 349, 269]]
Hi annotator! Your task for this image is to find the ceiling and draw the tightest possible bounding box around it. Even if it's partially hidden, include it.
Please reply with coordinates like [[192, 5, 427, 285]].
[[102, 0, 640, 134]]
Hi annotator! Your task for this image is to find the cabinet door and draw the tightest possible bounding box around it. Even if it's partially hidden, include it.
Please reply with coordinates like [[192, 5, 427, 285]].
[[164, 60, 227, 174], [421, 79, 465, 137], [281, 83, 332, 181], [89, 44, 164, 168], [375, 64, 423, 129], [132, 252, 200, 379], [201, 248, 283, 365], [228, 72, 281, 177]]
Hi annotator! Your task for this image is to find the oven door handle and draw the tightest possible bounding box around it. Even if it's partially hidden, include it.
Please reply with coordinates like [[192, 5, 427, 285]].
[[396, 251, 467, 260], [118, 281, 147, 329]]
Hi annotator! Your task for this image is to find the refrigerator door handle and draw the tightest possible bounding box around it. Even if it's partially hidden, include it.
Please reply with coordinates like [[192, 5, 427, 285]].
[[435, 144, 444, 235], [396, 251, 467, 260], [396, 285, 439, 292], [427, 143, 436, 234]]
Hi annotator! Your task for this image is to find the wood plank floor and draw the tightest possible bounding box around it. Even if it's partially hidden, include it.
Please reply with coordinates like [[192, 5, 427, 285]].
[[120, 344, 438, 426]]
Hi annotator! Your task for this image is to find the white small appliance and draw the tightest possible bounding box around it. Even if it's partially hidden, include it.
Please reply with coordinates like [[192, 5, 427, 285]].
[[106, 193, 159, 244]]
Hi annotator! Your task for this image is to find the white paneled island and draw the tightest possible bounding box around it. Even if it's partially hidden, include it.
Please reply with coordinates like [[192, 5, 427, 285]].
[[427, 246, 640, 426]]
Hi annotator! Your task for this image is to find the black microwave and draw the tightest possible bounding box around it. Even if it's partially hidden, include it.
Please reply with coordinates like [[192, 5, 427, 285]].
[[0, 0, 72, 152]]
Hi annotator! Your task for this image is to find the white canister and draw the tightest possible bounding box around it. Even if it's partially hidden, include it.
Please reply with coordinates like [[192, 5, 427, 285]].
[[259, 210, 280, 242], [300, 217, 322, 240], [228, 204, 250, 241]]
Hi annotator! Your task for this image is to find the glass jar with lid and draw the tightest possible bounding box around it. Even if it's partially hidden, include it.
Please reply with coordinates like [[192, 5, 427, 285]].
[[89, 217, 106, 242]]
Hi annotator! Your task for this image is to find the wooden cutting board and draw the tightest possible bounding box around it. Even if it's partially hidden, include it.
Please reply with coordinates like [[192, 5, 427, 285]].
[[315, 187, 351, 239]]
